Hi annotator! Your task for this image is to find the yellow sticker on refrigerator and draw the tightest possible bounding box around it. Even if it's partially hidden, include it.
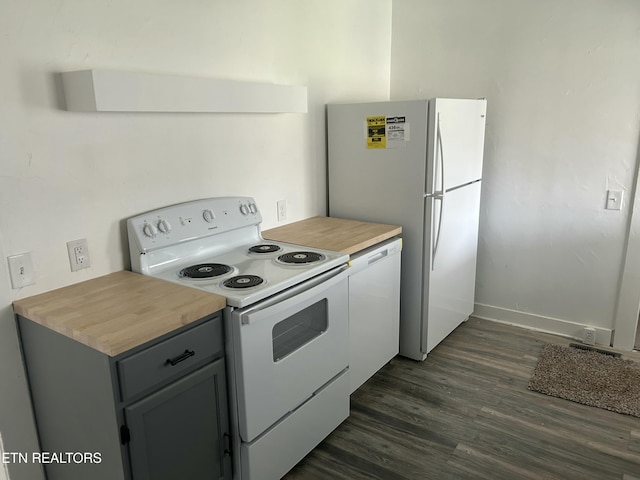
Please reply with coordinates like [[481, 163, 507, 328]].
[[366, 115, 408, 149], [366, 116, 386, 149]]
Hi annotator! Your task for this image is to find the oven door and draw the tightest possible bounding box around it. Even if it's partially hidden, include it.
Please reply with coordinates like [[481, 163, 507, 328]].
[[229, 264, 349, 442]]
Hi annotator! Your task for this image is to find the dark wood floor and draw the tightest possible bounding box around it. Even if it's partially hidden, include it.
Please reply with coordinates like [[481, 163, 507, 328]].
[[285, 318, 640, 480]]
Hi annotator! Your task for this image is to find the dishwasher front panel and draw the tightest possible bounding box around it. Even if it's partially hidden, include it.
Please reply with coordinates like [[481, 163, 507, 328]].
[[348, 238, 402, 394]]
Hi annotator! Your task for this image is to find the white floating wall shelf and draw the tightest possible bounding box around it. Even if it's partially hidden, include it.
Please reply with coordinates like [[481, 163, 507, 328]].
[[61, 69, 308, 113]]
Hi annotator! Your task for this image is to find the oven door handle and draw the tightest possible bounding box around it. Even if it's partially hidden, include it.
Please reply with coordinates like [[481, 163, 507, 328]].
[[238, 264, 350, 324]]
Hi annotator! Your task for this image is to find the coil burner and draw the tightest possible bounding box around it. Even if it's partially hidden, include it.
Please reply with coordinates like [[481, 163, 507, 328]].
[[223, 275, 265, 289], [248, 244, 282, 254], [277, 251, 325, 265], [179, 263, 233, 279]]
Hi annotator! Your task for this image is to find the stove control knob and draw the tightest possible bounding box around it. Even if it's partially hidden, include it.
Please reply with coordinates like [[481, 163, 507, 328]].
[[240, 204, 250, 215], [142, 222, 158, 238], [157, 219, 171, 234], [249, 203, 258, 214], [202, 209, 215, 223]]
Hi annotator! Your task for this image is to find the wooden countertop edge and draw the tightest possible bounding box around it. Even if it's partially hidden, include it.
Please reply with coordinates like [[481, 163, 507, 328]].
[[12, 271, 227, 357], [339, 228, 403, 255], [263, 216, 402, 255]]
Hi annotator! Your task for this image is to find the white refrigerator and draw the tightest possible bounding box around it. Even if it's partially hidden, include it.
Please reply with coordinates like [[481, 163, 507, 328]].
[[327, 98, 487, 361]]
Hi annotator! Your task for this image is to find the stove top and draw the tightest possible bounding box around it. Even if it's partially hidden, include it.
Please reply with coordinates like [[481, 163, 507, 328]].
[[146, 239, 346, 307], [127, 197, 349, 308]]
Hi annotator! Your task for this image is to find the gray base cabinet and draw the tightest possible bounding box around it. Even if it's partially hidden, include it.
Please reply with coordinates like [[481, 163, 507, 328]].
[[126, 360, 228, 480], [17, 313, 231, 480]]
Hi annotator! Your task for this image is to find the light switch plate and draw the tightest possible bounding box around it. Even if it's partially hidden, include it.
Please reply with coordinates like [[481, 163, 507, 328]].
[[606, 190, 623, 210], [8, 253, 35, 289]]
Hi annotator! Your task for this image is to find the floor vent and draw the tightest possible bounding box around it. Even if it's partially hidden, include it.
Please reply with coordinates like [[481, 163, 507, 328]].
[[569, 343, 621, 358]]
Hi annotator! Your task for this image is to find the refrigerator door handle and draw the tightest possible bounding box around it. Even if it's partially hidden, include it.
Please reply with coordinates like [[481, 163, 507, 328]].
[[432, 193, 444, 270], [432, 114, 446, 270], [436, 113, 445, 196]]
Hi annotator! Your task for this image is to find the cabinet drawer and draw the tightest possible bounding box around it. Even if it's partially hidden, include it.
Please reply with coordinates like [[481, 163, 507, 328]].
[[118, 316, 223, 401]]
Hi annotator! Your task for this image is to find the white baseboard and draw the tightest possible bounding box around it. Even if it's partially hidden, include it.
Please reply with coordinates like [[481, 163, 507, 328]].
[[473, 303, 613, 346]]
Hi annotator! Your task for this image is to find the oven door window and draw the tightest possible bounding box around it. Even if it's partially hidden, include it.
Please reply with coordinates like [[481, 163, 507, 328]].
[[272, 299, 327, 362]]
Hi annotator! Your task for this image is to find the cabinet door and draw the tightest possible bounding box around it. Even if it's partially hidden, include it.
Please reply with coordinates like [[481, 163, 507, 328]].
[[125, 359, 231, 480]]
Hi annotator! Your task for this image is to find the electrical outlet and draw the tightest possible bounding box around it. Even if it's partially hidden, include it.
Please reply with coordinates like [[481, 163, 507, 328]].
[[67, 239, 91, 272], [7, 252, 35, 289], [277, 200, 287, 222], [583, 327, 596, 345]]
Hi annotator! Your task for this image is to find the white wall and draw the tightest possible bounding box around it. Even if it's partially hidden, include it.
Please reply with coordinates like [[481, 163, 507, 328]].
[[0, 1, 392, 478], [390, 0, 640, 340]]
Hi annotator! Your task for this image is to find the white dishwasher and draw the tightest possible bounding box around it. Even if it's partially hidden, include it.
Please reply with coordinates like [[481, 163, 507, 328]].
[[348, 237, 402, 394]]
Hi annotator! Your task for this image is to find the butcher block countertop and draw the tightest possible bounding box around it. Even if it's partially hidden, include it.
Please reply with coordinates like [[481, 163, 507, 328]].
[[263, 216, 402, 255], [12, 270, 226, 357]]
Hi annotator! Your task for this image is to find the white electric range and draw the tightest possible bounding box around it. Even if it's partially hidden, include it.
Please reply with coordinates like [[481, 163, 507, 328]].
[[127, 197, 351, 480]]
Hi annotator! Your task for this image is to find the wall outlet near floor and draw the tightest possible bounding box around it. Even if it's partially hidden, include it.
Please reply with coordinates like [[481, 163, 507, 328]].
[[277, 200, 287, 222], [67, 238, 91, 271], [7, 252, 35, 289], [583, 327, 596, 345]]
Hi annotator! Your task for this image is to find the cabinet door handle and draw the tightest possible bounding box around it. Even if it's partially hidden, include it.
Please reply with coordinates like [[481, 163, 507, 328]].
[[224, 433, 232, 456], [165, 349, 195, 366], [120, 425, 130, 445]]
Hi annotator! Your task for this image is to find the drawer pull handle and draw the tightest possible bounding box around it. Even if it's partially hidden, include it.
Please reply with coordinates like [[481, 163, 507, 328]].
[[166, 349, 195, 366]]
